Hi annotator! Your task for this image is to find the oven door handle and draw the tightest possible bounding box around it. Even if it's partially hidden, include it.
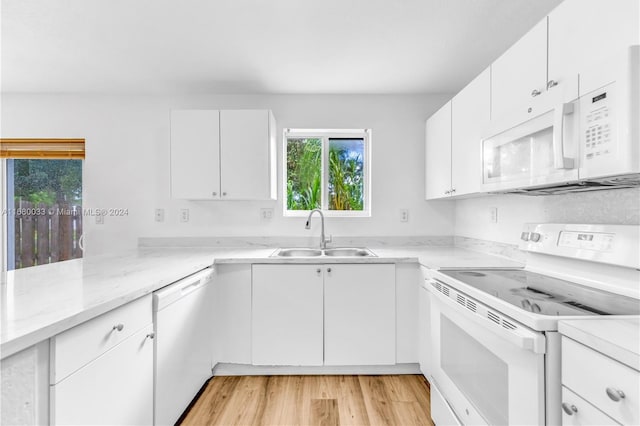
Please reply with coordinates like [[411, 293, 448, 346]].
[[430, 279, 546, 354]]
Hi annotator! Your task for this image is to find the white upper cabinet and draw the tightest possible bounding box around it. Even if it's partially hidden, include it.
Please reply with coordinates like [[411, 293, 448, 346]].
[[170, 109, 276, 200], [451, 68, 490, 197], [491, 18, 549, 121], [425, 101, 452, 200], [548, 0, 640, 96], [426, 68, 490, 200], [220, 110, 277, 200], [170, 110, 221, 200]]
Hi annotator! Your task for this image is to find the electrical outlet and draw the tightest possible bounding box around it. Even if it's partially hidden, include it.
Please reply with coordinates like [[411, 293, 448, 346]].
[[490, 207, 498, 223], [400, 209, 409, 222], [260, 208, 274, 220], [180, 208, 189, 223], [155, 208, 165, 222], [95, 214, 104, 225]]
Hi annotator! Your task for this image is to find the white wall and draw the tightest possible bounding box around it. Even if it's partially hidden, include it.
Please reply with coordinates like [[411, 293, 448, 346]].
[[455, 188, 640, 245], [2, 93, 454, 255]]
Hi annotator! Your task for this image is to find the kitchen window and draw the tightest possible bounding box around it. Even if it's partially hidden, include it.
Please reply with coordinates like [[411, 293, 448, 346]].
[[1, 139, 84, 271], [284, 129, 370, 217]]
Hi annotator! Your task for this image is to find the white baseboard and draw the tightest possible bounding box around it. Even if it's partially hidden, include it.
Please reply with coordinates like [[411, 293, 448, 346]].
[[212, 362, 421, 376]]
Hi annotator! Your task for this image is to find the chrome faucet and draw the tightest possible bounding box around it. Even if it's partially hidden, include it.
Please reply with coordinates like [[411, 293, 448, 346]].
[[305, 209, 332, 249]]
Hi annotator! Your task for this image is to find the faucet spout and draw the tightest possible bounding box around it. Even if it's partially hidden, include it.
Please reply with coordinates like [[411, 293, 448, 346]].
[[305, 209, 331, 249]]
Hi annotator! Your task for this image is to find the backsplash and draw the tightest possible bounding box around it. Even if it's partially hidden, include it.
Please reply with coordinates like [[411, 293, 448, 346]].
[[138, 235, 454, 248], [455, 187, 640, 245], [454, 236, 525, 262]]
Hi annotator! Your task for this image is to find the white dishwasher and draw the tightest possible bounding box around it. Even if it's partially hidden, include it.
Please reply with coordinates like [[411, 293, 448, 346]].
[[153, 267, 214, 426]]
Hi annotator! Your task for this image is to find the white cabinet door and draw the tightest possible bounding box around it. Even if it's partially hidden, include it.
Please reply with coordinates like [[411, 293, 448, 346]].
[[548, 0, 639, 97], [491, 18, 548, 121], [425, 101, 452, 200], [418, 281, 431, 378], [170, 110, 221, 199], [451, 68, 490, 196], [252, 265, 324, 366], [51, 325, 153, 426], [213, 264, 252, 365], [324, 264, 396, 366], [220, 110, 276, 200]]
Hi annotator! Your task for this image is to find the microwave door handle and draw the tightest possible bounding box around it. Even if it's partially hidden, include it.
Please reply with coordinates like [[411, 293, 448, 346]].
[[553, 103, 575, 169]]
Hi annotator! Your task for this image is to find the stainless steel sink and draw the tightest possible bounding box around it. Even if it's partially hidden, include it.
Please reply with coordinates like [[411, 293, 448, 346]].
[[323, 248, 375, 257], [272, 247, 375, 258], [275, 248, 323, 257]]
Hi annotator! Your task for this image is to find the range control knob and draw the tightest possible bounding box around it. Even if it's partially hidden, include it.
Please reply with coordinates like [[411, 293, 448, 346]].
[[521, 232, 531, 241], [530, 232, 541, 242]]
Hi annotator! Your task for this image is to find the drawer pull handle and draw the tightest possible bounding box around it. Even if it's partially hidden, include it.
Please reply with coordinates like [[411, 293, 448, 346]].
[[561, 403, 578, 415], [146, 332, 155, 339], [531, 89, 542, 97], [112, 324, 124, 332], [606, 387, 625, 402]]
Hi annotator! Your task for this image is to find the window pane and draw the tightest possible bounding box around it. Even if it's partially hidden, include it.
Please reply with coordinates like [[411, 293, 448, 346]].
[[328, 138, 364, 211], [6, 159, 83, 270], [286, 138, 321, 210]]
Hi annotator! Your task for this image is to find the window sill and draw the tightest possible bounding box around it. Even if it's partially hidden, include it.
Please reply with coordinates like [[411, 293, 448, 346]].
[[283, 210, 371, 218]]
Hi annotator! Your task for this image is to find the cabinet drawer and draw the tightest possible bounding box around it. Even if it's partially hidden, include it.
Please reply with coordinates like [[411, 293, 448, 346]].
[[51, 324, 154, 425], [51, 295, 152, 383], [561, 386, 620, 426], [562, 337, 639, 425]]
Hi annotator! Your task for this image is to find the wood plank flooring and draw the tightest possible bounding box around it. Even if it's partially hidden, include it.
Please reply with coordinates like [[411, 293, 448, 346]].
[[180, 375, 434, 426]]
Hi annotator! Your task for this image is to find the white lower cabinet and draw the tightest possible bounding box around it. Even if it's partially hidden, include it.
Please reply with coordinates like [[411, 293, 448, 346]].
[[561, 336, 639, 425], [51, 325, 153, 425], [561, 386, 619, 426], [324, 264, 396, 365], [251, 263, 396, 366], [252, 265, 324, 366], [50, 296, 153, 425], [418, 269, 431, 377]]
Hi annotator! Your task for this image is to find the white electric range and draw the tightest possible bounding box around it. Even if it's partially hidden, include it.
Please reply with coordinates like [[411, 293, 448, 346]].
[[426, 223, 640, 426]]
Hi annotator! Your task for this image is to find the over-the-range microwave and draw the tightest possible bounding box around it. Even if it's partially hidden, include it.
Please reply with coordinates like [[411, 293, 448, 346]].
[[481, 45, 639, 195]]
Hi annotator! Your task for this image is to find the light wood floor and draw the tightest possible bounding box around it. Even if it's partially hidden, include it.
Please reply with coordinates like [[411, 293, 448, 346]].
[[180, 375, 434, 426]]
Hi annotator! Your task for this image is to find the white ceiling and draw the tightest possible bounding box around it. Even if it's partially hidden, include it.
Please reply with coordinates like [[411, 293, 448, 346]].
[[1, 0, 563, 94]]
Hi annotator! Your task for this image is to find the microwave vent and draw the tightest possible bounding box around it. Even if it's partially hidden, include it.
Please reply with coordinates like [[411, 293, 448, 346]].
[[495, 174, 640, 196]]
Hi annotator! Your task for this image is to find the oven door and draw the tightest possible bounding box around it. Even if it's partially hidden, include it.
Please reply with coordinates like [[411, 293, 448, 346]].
[[429, 280, 546, 426]]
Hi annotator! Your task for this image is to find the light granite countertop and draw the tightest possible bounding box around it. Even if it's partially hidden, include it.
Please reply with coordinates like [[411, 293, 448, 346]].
[[559, 318, 640, 370], [1, 245, 522, 359]]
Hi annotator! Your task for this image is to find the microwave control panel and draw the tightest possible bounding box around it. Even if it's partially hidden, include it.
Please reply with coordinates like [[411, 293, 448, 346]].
[[582, 84, 615, 162]]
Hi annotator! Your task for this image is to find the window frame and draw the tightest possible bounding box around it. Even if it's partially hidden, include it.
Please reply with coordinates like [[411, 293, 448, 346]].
[[1, 159, 6, 274], [283, 128, 371, 217]]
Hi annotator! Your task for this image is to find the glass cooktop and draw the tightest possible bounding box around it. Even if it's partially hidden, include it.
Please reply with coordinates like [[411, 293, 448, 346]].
[[440, 269, 640, 316]]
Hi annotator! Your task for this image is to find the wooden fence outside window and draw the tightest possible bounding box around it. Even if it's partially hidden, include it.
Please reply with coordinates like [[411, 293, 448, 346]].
[[13, 201, 83, 269]]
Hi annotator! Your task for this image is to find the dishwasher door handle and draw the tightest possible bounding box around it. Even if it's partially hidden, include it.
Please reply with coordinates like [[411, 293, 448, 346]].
[[153, 267, 213, 311]]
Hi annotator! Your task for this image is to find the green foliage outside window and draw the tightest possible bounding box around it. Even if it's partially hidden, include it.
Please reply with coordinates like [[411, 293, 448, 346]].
[[286, 136, 364, 212], [12, 159, 82, 205]]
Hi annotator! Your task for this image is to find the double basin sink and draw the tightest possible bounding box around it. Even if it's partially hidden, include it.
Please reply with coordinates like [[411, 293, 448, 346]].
[[272, 247, 376, 258]]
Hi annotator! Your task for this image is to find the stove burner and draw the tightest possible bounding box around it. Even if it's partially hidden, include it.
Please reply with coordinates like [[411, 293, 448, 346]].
[[459, 271, 486, 277]]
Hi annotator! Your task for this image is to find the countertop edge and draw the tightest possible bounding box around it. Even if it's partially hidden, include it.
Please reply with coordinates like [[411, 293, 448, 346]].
[[1, 246, 523, 359], [1, 260, 213, 359]]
